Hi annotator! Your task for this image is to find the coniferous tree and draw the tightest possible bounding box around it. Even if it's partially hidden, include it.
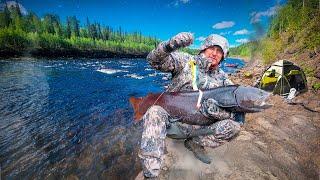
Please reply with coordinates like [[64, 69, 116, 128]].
[[96, 23, 102, 39], [65, 17, 72, 38], [69, 16, 80, 37], [10, 1, 24, 30], [25, 12, 39, 32], [43, 14, 60, 34], [90, 23, 98, 39], [0, 3, 11, 28]]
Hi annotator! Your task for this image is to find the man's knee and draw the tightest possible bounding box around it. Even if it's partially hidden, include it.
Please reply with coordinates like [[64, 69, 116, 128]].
[[141, 105, 168, 147], [143, 105, 168, 125], [148, 105, 167, 113]]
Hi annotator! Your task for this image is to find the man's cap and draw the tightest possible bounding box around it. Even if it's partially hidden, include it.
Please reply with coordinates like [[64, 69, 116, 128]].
[[200, 34, 229, 58]]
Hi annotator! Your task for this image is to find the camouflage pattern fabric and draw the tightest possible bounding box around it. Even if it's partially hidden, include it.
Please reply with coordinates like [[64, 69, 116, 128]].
[[139, 105, 168, 178], [139, 105, 240, 177], [192, 119, 240, 148], [140, 35, 239, 178]]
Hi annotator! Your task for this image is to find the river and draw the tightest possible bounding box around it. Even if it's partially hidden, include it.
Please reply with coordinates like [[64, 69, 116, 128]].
[[0, 58, 244, 179]]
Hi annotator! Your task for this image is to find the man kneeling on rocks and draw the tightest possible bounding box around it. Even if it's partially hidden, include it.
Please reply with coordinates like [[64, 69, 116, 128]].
[[139, 32, 242, 178]]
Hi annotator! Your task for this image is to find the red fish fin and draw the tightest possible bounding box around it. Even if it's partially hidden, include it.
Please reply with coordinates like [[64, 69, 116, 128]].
[[129, 97, 144, 122]]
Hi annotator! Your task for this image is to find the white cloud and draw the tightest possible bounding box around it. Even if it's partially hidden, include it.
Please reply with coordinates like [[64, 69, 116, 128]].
[[196, 36, 206, 41], [236, 39, 249, 43], [180, 0, 190, 4], [250, 6, 278, 24], [212, 21, 235, 29], [219, 31, 232, 35], [3, 1, 28, 15], [170, 0, 191, 7], [233, 29, 251, 35]]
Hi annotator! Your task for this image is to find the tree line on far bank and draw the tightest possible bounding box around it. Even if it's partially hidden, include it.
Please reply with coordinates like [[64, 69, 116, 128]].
[[0, 2, 160, 58]]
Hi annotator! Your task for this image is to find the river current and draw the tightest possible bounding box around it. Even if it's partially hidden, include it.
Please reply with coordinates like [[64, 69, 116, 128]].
[[0, 58, 244, 179]]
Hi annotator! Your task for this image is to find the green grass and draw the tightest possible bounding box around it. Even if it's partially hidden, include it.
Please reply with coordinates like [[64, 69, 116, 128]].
[[312, 83, 320, 91]]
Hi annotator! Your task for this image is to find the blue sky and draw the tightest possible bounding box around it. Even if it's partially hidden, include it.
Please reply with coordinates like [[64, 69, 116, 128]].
[[17, 0, 285, 48]]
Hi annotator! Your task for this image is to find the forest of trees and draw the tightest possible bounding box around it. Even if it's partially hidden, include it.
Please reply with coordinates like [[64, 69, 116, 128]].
[[0, 2, 160, 58], [229, 0, 320, 64]]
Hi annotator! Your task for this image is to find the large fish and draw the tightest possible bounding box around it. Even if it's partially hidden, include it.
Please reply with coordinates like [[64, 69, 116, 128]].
[[130, 85, 272, 125]]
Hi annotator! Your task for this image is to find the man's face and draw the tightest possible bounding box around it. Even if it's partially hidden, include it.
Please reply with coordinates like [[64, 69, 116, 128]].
[[203, 46, 224, 69]]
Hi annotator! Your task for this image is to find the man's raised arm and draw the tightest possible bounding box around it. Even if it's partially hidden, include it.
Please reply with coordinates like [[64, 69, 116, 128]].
[[147, 32, 194, 73]]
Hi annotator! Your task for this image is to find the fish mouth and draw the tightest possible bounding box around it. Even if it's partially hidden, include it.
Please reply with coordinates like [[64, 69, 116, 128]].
[[259, 99, 273, 109], [256, 92, 273, 109]]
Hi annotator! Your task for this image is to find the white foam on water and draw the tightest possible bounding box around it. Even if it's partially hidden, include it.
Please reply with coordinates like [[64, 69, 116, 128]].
[[124, 73, 144, 79], [119, 61, 135, 66], [121, 65, 132, 68], [97, 68, 128, 74], [161, 73, 171, 80], [145, 68, 153, 71], [148, 72, 157, 77], [158, 72, 168, 75]]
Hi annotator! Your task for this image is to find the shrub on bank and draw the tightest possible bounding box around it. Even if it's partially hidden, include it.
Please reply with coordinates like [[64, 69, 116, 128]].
[[37, 33, 71, 50], [261, 38, 283, 65], [0, 28, 29, 52]]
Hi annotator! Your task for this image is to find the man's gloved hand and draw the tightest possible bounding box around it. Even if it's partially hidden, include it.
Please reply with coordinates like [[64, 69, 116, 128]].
[[164, 32, 194, 53], [200, 98, 232, 120], [166, 122, 188, 139]]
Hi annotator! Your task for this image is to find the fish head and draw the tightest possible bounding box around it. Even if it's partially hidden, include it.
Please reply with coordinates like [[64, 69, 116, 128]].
[[235, 86, 273, 111]]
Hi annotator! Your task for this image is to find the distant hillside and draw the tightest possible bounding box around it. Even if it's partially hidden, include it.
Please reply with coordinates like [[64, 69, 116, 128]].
[[229, 41, 258, 58], [230, 0, 320, 90], [231, 0, 320, 61]]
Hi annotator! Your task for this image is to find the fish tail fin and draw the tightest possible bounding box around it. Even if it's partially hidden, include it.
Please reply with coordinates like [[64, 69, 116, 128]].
[[129, 97, 144, 122]]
